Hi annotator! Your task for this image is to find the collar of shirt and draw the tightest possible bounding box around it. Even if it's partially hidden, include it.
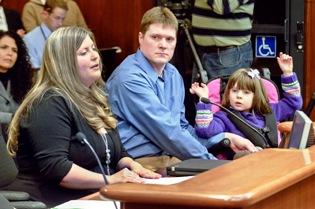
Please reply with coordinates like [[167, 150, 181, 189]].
[[135, 49, 174, 83], [40, 23, 52, 39]]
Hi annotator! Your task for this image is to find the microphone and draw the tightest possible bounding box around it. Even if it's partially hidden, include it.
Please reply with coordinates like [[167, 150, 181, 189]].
[[200, 96, 251, 130], [200, 97, 226, 110], [75, 132, 118, 209], [200, 97, 246, 120], [199, 97, 269, 148], [200, 97, 254, 126], [75, 132, 109, 185]]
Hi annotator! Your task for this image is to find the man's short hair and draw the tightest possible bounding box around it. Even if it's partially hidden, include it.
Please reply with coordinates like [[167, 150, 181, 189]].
[[140, 6, 178, 34], [44, 0, 68, 13]]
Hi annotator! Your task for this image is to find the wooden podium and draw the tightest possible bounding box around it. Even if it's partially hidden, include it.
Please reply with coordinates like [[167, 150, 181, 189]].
[[99, 146, 315, 209]]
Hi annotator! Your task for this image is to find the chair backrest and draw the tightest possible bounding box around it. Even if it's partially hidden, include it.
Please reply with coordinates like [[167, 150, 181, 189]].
[[207, 76, 280, 112], [207, 76, 282, 147], [100, 46, 121, 81], [0, 127, 48, 209], [0, 128, 18, 188]]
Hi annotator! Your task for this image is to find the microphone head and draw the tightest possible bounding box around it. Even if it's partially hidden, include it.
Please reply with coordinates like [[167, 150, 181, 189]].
[[200, 97, 211, 104], [200, 97, 224, 110], [75, 132, 87, 144]]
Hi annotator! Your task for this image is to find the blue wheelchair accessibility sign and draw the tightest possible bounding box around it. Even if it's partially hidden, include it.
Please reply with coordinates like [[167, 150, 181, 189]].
[[255, 36, 277, 58]]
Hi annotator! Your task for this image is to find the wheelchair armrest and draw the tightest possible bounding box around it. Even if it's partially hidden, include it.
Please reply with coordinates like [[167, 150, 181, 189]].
[[0, 194, 14, 209], [0, 190, 30, 201], [0, 191, 47, 209]]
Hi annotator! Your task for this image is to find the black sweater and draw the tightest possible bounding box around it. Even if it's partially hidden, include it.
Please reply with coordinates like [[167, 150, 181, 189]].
[[9, 93, 128, 207]]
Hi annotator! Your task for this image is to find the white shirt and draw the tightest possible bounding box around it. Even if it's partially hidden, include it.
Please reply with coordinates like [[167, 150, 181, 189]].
[[23, 23, 52, 69], [0, 7, 8, 31]]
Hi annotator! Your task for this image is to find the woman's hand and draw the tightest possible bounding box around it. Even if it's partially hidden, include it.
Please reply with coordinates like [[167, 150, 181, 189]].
[[189, 82, 209, 99], [117, 157, 161, 181], [129, 161, 161, 179], [224, 133, 261, 153], [277, 52, 293, 76], [107, 168, 144, 184]]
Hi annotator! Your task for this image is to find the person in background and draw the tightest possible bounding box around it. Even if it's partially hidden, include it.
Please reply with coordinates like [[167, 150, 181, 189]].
[[6, 26, 160, 207], [0, 0, 25, 36], [22, 0, 87, 32], [23, 0, 68, 70], [0, 30, 33, 127], [61, 0, 87, 28], [190, 53, 302, 158], [191, 0, 254, 81], [106, 6, 257, 172]]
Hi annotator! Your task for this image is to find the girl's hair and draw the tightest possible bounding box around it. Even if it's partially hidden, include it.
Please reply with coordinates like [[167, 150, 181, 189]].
[[7, 26, 116, 155], [221, 68, 272, 114], [0, 30, 33, 103]]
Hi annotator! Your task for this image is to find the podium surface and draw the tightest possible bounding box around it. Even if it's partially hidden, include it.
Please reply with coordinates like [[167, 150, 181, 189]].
[[100, 147, 315, 209]]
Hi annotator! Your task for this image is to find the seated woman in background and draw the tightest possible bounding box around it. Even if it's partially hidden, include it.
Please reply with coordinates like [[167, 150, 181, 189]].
[[6, 26, 160, 207], [0, 30, 33, 126]]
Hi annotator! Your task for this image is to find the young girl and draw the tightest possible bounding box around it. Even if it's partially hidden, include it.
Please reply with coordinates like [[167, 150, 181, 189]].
[[190, 52, 303, 149]]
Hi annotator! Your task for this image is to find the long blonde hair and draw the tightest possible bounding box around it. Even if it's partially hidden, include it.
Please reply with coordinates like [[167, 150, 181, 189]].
[[7, 26, 116, 155]]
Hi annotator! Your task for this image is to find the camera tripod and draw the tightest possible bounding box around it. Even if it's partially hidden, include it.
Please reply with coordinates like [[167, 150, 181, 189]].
[[178, 19, 208, 83]]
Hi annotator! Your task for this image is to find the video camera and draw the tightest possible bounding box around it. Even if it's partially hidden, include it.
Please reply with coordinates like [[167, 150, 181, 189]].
[[157, 0, 192, 20]]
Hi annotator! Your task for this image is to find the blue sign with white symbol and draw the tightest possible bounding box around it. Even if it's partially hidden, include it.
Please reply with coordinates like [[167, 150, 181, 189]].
[[255, 36, 277, 58]]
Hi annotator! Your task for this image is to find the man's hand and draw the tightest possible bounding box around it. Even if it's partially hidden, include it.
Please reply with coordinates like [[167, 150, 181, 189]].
[[224, 132, 261, 153]]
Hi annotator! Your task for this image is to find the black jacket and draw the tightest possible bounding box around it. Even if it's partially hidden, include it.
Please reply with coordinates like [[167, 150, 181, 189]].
[[3, 8, 24, 32]]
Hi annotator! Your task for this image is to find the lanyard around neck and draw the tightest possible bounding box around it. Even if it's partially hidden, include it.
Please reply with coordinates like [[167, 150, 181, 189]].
[[39, 26, 48, 40]]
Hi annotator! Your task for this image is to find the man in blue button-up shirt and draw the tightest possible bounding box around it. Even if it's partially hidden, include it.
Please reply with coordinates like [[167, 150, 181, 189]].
[[106, 6, 255, 171]]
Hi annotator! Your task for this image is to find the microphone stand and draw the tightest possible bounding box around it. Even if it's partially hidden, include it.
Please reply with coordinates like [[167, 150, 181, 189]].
[[75, 132, 118, 209], [179, 19, 208, 83], [200, 97, 239, 117], [77, 132, 108, 185], [199, 97, 268, 148]]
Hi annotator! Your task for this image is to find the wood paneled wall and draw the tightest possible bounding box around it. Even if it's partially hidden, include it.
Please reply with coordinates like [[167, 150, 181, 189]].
[[75, 0, 155, 63], [305, 0, 315, 119], [2, 0, 155, 66]]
